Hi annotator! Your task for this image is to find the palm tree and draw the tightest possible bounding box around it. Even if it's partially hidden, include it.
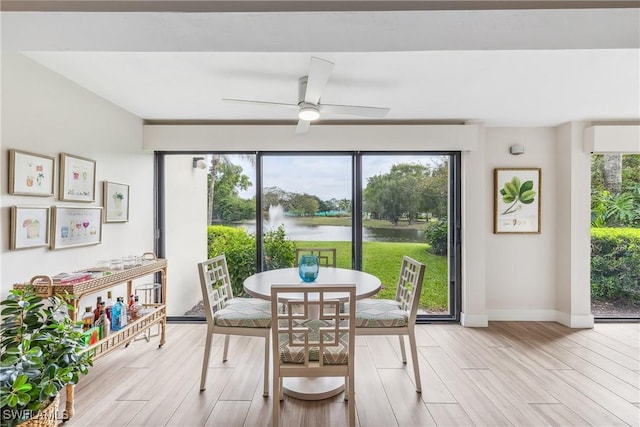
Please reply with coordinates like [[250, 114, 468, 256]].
[[207, 154, 255, 225], [603, 154, 622, 194]]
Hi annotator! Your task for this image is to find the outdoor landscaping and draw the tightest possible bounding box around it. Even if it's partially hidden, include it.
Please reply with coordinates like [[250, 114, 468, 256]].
[[590, 154, 640, 317], [207, 224, 449, 313]]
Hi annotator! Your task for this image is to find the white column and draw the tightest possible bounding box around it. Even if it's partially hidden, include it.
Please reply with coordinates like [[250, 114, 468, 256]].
[[554, 122, 594, 328], [460, 125, 488, 327]]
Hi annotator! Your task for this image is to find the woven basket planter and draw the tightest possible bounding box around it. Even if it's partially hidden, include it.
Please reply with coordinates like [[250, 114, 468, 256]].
[[21, 394, 60, 427]]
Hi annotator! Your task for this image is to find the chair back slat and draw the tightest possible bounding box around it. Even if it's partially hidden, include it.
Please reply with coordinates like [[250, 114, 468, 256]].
[[294, 248, 337, 267], [271, 284, 355, 367], [197, 254, 234, 323], [394, 256, 426, 321]]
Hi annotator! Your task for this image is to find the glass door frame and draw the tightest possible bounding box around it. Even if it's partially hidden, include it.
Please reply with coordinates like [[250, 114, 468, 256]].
[[156, 150, 461, 323], [255, 150, 462, 322]]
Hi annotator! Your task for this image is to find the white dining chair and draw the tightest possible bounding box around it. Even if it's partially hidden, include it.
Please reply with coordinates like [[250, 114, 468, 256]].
[[271, 283, 356, 427], [198, 254, 271, 396], [294, 247, 337, 267], [355, 255, 425, 392]]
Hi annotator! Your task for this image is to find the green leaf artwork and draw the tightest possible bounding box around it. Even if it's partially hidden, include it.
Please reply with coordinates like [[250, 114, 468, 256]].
[[500, 176, 536, 215]]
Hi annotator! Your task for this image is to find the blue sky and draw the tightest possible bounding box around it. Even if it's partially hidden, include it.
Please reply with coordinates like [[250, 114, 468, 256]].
[[228, 154, 445, 201]]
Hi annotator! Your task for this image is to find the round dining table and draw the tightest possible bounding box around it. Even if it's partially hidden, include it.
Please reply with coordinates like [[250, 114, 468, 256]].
[[243, 267, 382, 400]]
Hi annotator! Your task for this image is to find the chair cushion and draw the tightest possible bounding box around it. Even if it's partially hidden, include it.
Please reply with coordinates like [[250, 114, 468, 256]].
[[214, 298, 272, 328], [278, 319, 349, 365], [355, 298, 408, 328]]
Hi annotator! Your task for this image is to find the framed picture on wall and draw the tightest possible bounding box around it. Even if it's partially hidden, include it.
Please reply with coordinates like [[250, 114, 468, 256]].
[[103, 181, 130, 223], [51, 206, 102, 249], [8, 149, 55, 196], [59, 153, 96, 202], [9, 206, 50, 250], [494, 168, 541, 234]]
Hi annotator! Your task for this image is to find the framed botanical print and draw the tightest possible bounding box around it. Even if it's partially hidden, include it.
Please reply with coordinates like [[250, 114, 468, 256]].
[[103, 181, 130, 223], [494, 168, 541, 234], [8, 149, 55, 196], [10, 206, 50, 250], [59, 153, 96, 202]]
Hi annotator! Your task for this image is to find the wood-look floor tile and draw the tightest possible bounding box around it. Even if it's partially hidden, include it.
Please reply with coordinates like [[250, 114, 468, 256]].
[[204, 400, 251, 427], [552, 369, 640, 426], [419, 347, 510, 426], [464, 369, 552, 426], [378, 368, 436, 426], [496, 347, 627, 426], [354, 346, 398, 426], [60, 322, 639, 427], [426, 403, 475, 426], [530, 403, 590, 426]]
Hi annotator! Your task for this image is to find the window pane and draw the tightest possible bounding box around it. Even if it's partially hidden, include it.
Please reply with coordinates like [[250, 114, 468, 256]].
[[261, 155, 352, 270], [590, 153, 640, 319], [361, 154, 452, 317]]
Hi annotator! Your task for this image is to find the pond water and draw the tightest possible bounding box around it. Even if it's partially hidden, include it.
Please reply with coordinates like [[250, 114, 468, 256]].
[[229, 205, 425, 243], [234, 221, 424, 243]]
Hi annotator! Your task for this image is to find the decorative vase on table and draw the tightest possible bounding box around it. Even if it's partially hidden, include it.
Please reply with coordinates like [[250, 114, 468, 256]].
[[298, 254, 319, 282]]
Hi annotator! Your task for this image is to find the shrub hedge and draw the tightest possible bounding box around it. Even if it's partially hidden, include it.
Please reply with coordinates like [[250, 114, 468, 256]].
[[208, 225, 257, 297], [207, 225, 296, 297], [424, 218, 448, 255], [591, 227, 640, 303]]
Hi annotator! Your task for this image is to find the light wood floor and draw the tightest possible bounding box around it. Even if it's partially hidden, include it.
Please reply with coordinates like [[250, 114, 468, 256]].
[[62, 321, 640, 427]]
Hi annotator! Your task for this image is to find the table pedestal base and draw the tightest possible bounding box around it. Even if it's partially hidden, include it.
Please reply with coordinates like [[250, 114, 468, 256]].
[[283, 377, 344, 400]]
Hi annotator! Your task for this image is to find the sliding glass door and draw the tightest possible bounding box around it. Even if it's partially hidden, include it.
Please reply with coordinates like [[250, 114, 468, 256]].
[[159, 151, 460, 321], [361, 154, 457, 319]]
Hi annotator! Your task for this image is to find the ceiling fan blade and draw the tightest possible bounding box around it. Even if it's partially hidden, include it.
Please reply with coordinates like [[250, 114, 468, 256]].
[[304, 57, 334, 105], [222, 98, 298, 108], [295, 119, 311, 134], [320, 103, 390, 118]]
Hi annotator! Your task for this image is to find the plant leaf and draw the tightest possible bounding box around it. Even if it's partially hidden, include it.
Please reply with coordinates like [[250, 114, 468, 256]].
[[520, 189, 536, 203], [511, 176, 521, 191]]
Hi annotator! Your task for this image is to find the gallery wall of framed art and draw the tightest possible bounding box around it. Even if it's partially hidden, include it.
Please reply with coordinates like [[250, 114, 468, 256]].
[[7, 148, 131, 251]]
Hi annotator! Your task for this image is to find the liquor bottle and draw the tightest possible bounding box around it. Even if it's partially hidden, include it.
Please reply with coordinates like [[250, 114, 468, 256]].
[[111, 297, 128, 331], [93, 296, 103, 321], [128, 294, 135, 321], [133, 295, 144, 319], [81, 306, 94, 332], [94, 302, 110, 338], [105, 291, 114, 321]]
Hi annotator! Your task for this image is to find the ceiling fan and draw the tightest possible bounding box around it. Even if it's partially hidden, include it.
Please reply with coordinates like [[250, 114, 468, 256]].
[[222, 57, 390, 134]]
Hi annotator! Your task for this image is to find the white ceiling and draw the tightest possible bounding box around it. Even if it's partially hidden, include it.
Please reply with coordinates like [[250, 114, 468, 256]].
[[3, 6, 640, 127]]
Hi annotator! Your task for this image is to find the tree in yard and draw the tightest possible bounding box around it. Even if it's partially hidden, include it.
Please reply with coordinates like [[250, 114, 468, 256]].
[[420, 159, 449, 220], [337, 198, 352, 214], [603, 154, 622, 194], [288, 193, 320, 216], [363, 163, 427, 225], [591, 154, 640, 228], [208, 156, 255, 223]]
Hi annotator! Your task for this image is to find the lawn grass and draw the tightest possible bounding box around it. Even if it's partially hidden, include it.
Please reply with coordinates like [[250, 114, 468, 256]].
[[294, 240, 448, 311]]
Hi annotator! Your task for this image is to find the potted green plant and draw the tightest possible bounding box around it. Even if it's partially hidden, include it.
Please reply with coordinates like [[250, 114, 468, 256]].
[[1, 284, 93, 427]]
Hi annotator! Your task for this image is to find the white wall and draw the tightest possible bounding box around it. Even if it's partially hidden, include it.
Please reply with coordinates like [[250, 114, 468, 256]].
[[484, 128, 559, 321], [1, 53, 155, 308], [163, 155, 208, 316]]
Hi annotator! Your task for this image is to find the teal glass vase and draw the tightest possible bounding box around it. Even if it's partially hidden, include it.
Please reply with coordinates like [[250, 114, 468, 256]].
[[298, 254, 319, 282]]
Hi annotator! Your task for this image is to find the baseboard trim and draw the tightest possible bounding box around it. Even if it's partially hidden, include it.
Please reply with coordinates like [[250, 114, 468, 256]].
[[555, 311, 594, 328], [460, 312, 488, 327], [488, 309, 557, 321], [486, 309, 594, 328]]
